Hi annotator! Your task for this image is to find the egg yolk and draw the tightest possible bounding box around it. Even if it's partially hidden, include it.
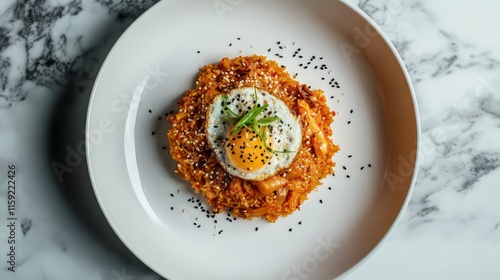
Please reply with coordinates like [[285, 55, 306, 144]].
[[225, 126, 273, 172]]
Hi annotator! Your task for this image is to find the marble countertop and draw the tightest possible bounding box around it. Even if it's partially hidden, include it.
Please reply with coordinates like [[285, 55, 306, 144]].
[[1, 0, 499, 279]]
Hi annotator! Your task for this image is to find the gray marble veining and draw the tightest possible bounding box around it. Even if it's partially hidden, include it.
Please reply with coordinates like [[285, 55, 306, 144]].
[[1, 0, 499, 279]]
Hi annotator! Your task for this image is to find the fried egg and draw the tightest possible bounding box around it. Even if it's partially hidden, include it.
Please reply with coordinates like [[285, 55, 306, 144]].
[[206, 87, 302, 181]]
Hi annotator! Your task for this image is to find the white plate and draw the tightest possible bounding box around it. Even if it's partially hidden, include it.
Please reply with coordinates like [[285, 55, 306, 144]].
[[86, 0, 419, 279]]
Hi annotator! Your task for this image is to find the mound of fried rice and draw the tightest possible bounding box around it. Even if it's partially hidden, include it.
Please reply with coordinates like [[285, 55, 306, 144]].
[[167, 55, 339, 222]]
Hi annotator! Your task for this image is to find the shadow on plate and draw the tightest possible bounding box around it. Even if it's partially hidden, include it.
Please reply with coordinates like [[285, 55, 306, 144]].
[[154, 99, 188, 186], [47, 26, 164, 279]]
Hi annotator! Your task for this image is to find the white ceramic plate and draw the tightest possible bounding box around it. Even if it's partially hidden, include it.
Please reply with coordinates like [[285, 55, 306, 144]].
[[86, 0, 419, 279]]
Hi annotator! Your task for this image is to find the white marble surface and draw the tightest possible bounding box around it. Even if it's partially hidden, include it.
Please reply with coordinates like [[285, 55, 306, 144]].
[[0, 0, 499, 279]]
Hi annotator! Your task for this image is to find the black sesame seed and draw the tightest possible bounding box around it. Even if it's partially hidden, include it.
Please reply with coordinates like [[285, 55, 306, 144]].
[[170, 193, 174, 197], [268, 48, 271, 52], [360, 166, 365, 170], [289, 228, 292, 232], [237, 37, 241, 40], [328, 187, 332, 190], [342, 166, 346, 170], [299, 55, 303, 58], [218, 230, 223, 234], [148, 109, 152, 113], [368, 164, 372, 167], [197, 50, 200, 53], [255, 227, 259, 231], [348, 121, 351, 124], [346, 175, 350, 178], [319, 199, 323, 204], [151, 131, 155, 135], [277, 41, 281, 44], [229, 43, 232, 46], [162, 147, 166, 150], [348, 155, 352, 158]]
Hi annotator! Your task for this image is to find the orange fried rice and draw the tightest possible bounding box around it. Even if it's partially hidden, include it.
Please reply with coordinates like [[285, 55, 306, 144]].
[[167, 55, 339, 222]]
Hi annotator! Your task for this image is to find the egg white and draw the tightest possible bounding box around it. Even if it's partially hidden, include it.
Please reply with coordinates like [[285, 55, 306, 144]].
[[206, 87, 302, 181]]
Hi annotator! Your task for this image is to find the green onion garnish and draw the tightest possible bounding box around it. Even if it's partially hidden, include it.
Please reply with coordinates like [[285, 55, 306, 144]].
[[222, 95, 239, 119], [224, 88, 294, 154]]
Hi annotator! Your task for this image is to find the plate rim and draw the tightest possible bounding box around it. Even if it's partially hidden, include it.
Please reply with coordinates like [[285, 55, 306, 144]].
[[85, 0, 421, 279], [335, 1, 420, 278]]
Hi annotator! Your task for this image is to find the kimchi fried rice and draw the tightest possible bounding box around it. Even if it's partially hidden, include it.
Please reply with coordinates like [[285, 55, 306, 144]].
[[167, 55, 339, 222]]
